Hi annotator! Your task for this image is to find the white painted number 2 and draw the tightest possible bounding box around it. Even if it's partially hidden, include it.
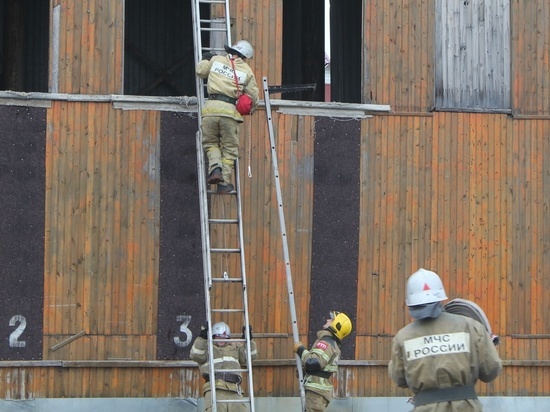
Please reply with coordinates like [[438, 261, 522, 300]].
[[173, 315, 192, 348], [9, 315, 27, 348]]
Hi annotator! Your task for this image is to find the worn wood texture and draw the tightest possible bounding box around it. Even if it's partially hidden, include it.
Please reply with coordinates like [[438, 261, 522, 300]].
[[1, 0, 550, 402], [44, 101, 160, 353], [435, 0, 512, 109], [51, 0, 123, 94], [364, 0, 550, 115]]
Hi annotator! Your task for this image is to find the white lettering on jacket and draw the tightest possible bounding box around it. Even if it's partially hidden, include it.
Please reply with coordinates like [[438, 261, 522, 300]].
[[211, 61, 247, 84], [404, 332, 470, 361]]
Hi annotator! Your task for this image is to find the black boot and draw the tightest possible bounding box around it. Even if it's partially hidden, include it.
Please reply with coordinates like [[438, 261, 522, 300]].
[[217, 183, 235, 194], [207, 167, 224, 184]]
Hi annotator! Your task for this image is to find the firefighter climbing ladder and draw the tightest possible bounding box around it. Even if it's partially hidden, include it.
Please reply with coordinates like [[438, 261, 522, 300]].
[[191, 1, 307, 411], [191, 1, 255, 411]]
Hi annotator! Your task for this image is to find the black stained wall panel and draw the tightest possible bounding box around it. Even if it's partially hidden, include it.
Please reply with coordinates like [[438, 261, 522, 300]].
[[157, 112, 204, 359], [309, 117, 360, 359], [0, 105, 45, 360], [330, 0, 362, 103]]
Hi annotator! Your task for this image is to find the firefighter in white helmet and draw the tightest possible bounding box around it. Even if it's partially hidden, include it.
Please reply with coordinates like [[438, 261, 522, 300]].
[[190, 321, 257, 411], [196, 39, 260, 194], [388, 269, 502, 411], [293, 311, 353, 411]]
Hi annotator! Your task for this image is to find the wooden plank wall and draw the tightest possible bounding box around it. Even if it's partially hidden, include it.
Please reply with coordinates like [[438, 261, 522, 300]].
[[51, 0, 123, 94], [364, 0, 550, 115], [512, 0, 550, 114], [358, 113, 550, 397], [364, 0, 435, 111], [1, 0, 550, 401], [44, 101, 161, 360], [358, 0, 550, 397], [228, 0, 283, 89]]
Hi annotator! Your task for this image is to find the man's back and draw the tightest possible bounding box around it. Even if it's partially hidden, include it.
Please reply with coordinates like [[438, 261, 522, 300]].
[[390, 312, 501, 392]]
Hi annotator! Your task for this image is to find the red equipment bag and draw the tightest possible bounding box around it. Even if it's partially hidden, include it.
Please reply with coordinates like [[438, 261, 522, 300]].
[[236, 94, 253, 115], [230, 57, 253, 116]]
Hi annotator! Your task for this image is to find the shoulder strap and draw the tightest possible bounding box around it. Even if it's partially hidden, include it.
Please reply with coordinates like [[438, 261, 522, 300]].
[[229, 57, 242, 96], [320, 334, 340, 349]]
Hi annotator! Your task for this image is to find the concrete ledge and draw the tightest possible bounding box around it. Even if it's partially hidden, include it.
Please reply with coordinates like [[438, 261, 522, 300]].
[[1, 397, 549, 411]]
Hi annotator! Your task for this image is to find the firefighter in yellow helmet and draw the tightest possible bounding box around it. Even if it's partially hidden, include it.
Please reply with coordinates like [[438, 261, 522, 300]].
[[293, 311, 352, 411], [388, 268, 502, 411]]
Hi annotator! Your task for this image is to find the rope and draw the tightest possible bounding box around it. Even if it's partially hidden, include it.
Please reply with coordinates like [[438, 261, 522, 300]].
[[247, 120, 252, 177]]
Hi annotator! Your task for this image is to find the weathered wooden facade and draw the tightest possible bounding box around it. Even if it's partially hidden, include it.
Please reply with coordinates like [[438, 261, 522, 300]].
[[0, 0, 549, 405]]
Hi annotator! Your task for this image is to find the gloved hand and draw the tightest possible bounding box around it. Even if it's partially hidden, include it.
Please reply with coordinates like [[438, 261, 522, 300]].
[[202, 52, 215, 61], [242, 325, 253, 340], [293, 341, 304, 353], [491, 334, 500, 346], [199, 321, 208, 339]]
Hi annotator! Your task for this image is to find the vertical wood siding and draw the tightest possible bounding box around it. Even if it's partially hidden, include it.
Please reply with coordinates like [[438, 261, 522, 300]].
[[357, 112, 550, 397], [435, 0, 511, 109], [239, 113, 314, 352], [1, 0, 550, 402], [229, 0, 283, 88], [44, 101, 160, 359], [364, 0, 435, 111], [51, 0, 123, 94], [364, 0, 550, 115], [512, 0, 550, 114]]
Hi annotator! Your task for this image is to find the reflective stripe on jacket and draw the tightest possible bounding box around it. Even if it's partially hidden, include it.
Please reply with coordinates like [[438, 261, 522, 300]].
[[190, 336, 258, 393], [300, 330, 341, 401]]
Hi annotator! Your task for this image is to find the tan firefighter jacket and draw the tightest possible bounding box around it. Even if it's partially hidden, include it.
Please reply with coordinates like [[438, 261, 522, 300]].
[[190, 336, 258, 393], [389, 312, 502, 411], [196, 55, 260, 122], [299, 330, 341, 402]]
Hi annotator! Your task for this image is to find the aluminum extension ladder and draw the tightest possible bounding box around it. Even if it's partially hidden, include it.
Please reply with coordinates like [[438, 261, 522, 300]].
[[191, 1, 255, 411], [263, 77, 307, 412]]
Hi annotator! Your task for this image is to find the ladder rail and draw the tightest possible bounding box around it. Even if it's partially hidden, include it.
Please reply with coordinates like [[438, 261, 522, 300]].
[[191, 0, 218, 409], [235, 161, 255, 408], [262, 76, 307, 411], [191, 0, 224, 412], [194, 128, 218, 408]]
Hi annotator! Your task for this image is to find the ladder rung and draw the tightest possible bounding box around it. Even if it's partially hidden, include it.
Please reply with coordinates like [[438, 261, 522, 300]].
[[212, 277, 243, 282], [207, 189, 237, 195], [211, 308, 244, 313], [199, 0, 227, 4], [211, 248, 241, 253], [215, 368, 249, 373], [209, 218, 239, 224], [200, 27, 229, 32], [218, 398, 251, 404], [203, 47, 226, 53], [200, 19, 228, 25], [211, 338, 247, 344]]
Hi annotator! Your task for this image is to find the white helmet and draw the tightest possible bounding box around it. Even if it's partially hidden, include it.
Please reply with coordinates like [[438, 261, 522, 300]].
[[212, 322, 231, 337], [225, 40, 254, 59], [406, 268, 448, 306]]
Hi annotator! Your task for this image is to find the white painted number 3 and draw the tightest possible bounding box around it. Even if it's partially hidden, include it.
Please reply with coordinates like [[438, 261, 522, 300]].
[[9, 315, 27, 348], [173, 315, 192, 348]]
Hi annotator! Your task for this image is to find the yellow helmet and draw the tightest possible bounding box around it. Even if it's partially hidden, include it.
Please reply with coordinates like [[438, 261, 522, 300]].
[[328, 311, 352, 340]]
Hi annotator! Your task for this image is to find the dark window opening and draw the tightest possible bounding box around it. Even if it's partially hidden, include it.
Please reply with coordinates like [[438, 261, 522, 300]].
[[0, 0, 49, 92], [282, 0, 361, 103], [329, 0, 362, 103], [124, 0, 203, 97]]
